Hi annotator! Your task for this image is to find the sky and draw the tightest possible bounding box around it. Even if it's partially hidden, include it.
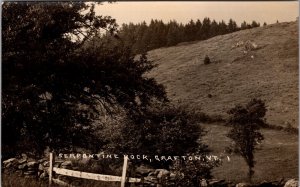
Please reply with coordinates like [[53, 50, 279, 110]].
[[95, 1, 299, 26]]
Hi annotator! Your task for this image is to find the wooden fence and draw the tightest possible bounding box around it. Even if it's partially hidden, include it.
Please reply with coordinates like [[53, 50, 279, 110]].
[[48, 153, 141, 187]]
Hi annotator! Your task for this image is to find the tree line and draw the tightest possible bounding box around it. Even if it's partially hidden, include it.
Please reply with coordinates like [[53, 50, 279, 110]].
[[112, 18, 263, 54]]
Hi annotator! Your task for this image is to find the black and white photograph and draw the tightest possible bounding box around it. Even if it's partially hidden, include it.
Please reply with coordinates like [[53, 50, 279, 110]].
[[1, 1, 299, 187]]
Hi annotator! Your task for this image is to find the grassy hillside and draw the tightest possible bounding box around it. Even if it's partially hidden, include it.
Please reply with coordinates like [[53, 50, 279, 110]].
[[147, 21, 298, 127]]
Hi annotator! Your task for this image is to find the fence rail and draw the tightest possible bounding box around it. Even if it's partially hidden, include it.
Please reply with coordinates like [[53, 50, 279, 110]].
[[53, 167, 141, 183], [48, 153, 140, 187]]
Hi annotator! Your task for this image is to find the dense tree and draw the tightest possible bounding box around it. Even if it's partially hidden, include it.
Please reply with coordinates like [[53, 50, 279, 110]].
[[2, 2, 167, 157], [201, 17, 211, 39], [228, 19, 238, 32], [251, 20, 260, 28], [227, 99, 266, 182], [134, 21, 149, 53], [195, 19, 203, 40], [150, 20, 168, 49], [119, 23, 138, 48], [241, 21, 248, 30], [218, 20, 228, 35], [209, 20, 219, 37], [184, 19, 198, 41], [166, 21, 182, 46]]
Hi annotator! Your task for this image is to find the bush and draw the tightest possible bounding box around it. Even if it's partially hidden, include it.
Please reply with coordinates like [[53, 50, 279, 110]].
[[171, 156, 221, 186], [100, 104, 211, 168], [204, 55, 211, 65]]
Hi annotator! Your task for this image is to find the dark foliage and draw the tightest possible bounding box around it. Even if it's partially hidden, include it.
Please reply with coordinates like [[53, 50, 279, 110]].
[[101, 104, 210, 167], [251, 21, 260, 28], [2, 2, 167, 157], [171, 157, 221, 187]]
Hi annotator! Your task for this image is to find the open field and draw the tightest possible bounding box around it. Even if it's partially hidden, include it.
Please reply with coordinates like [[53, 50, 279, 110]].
[[147, 21, 298, 127], [202, 123, 298, 183]]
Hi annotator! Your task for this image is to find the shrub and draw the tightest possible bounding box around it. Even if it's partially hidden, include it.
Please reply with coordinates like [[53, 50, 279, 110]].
[[101, 104, 211, 167], [171, 156, 221, 186], [204, 55, 211, 65]]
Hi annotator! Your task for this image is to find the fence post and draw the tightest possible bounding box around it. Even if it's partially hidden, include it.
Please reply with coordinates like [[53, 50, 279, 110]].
[[49, 152, 54, 186], [121, 156, 128, 187]]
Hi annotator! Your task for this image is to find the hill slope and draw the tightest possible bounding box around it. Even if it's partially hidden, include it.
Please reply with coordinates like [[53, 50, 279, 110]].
[[147, 21, 298, 127]]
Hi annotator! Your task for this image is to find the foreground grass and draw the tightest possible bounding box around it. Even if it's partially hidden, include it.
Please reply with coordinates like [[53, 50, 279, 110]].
[[202, 123, 298, 183], [1, 173, 121, 187], [2, 173, 49, 187]]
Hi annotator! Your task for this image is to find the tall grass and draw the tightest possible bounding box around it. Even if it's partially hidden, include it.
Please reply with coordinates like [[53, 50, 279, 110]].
[[1, 173, 123, 187], [2, 173, 49, 187]]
